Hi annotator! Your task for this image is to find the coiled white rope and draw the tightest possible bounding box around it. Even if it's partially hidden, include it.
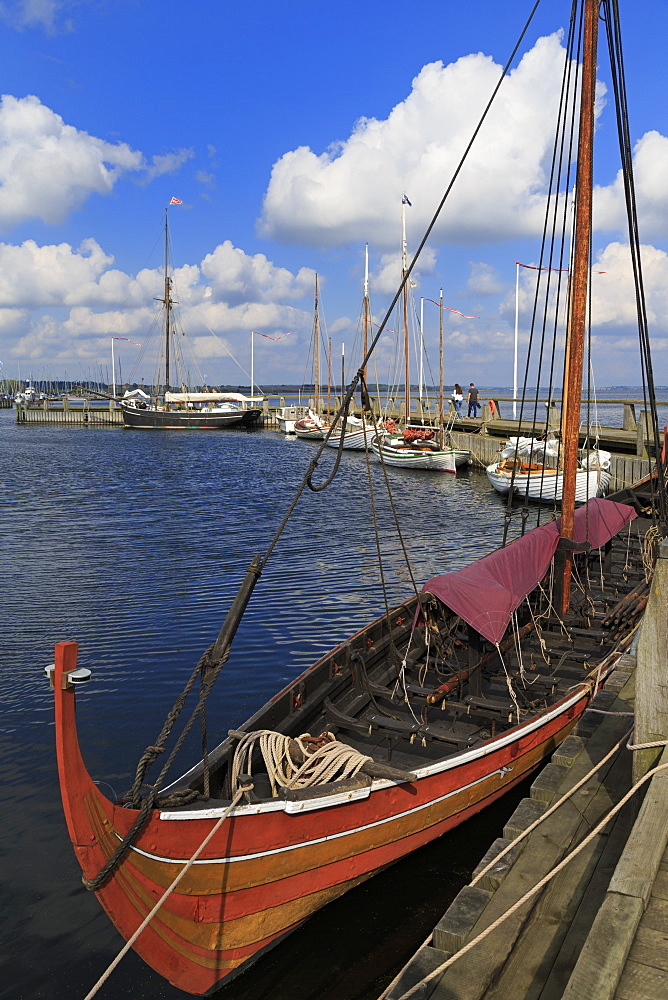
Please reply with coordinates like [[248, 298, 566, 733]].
[[230, 729, 372, 796]]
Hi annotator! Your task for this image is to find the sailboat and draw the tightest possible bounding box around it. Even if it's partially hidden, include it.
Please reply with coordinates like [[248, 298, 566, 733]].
[[294, 276, 332, 440], [121, 207, 264, 430], [325, 245, 382, 451], [50, 3, 666, 996], [370, 203, 467, 472], [486, 436, 612, 502]]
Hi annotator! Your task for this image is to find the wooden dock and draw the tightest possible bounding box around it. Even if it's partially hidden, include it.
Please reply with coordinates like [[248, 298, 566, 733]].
[[10, 393, 663, 492], [382, 662, 668, 1000], [16, 397, 124, 425], [381, 544, 668, 1000]]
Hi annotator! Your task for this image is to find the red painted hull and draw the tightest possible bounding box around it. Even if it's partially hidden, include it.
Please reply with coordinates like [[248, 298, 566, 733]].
[[52, 640, 606, 995]]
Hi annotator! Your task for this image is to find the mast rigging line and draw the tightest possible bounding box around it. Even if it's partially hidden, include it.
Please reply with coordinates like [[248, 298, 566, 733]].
[[502, 0, 582, 542], [601, 0, 668, 526], [111, 2, 546, 810]]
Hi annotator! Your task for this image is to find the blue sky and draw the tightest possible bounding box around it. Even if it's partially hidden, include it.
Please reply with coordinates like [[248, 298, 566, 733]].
[[1, 0, 668, 390]]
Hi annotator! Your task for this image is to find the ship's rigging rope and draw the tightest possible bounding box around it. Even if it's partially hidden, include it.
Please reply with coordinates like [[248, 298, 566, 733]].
[[80, 784, 250, 1000], [386, 740, 668, 1000], [83, 2, 601, 895], [603, 0, 667, 527]]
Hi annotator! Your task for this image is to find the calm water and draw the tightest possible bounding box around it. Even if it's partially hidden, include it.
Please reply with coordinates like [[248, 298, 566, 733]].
[[0, 403, 581, 1000]]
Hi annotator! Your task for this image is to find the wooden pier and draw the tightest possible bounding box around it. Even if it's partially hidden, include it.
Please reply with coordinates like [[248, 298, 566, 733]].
[[381, 542, 668, 1000], [16, 397, 124, 425]]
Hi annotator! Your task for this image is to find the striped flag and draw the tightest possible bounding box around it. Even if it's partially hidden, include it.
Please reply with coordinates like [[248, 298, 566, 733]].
[[169, 197, 182, 206], [423, 298, 476, 319]]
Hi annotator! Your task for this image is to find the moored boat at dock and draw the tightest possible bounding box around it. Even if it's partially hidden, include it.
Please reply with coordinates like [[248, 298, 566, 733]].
[[121, 390, 262, 429], [120, 205, 263, 431], [486, 437, 611, 502]]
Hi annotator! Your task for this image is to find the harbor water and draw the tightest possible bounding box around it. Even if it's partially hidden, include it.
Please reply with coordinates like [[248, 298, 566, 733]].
[[0, 397, 632, 1000]]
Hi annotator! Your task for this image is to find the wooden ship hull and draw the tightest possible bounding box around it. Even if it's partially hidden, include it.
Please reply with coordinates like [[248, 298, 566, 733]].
[[486, 462, 611, 502], [121, 404, 262, 430], [294, 419, 330, 440], [370, 434, 459, 472], [323, 420, 372, 450], [52, 492, 648, 995]]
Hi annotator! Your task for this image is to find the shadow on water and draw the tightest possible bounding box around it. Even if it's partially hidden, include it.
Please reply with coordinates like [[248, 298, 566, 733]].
[[218, 775, 534, 1000]]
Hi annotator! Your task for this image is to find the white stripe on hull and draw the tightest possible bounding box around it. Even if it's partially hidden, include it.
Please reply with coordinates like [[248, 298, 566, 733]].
[[295, 427, 327, 440], [486, 464, 610, 502], [324, 428, 371, 450], [371, 438, 457, 472]]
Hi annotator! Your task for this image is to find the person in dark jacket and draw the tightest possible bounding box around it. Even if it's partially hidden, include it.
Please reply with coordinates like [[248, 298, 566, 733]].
[[467, 383, 480, 417]]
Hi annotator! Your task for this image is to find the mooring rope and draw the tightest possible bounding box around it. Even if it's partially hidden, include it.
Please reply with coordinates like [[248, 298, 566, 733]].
[[384, 746, 668, 1000], [81, 784, 249, 1000]]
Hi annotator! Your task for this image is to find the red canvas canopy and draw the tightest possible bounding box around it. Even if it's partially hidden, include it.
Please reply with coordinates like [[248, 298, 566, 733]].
[[421, 498, 637, 645]]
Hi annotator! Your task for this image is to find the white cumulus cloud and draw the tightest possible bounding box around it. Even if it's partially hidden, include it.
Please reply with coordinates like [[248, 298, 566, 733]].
[[0, 95, 142, 230], [260, 30, 668, 258], [0, 95, 198, 232], [0, 234, 317, 380], [595, 131, 668, 239], [260, 33, 577, 249]]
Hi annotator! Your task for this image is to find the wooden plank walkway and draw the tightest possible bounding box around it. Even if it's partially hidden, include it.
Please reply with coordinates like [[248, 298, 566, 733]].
[[614, 841, 668, 999], [382, 651, 668, 1000]]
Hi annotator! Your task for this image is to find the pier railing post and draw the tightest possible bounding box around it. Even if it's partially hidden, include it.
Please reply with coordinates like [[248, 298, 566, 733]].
[[636, 410, 652, 457], [634, 537, 668, 783], [623, 402, 637, 431]]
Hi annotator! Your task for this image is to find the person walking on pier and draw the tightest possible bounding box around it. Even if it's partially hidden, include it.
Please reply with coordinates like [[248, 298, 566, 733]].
[[452, 384, 463, 416], [467, 383, 480, 418]]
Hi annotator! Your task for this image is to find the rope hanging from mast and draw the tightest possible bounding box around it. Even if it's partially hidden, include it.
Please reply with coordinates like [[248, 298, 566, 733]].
[[107, 0, 550, 820]]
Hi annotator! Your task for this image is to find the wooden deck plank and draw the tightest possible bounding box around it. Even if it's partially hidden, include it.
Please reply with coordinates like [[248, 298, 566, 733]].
[[482, 747, 637, 1000], [625, 924, 668, 972], [536, 775, 640, 1000], [613, 957, 668, 1000], [561, 893, 643, 1000], [640, 895, 668, 934], [431, 699, 635, 1000], [652, 868, 668, 902]]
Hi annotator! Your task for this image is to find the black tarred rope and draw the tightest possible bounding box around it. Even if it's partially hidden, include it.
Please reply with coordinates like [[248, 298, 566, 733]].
[[601, 0, 668, 528]]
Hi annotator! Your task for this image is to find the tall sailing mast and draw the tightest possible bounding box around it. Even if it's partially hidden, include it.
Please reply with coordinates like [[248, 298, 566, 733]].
[[362, 244, 369, 390], [162, 211, 172, 396], [559, 0, 598, 613], [439, 287, 444, 449], [401, 197, 410, 424], [313, 275, 320, 416]]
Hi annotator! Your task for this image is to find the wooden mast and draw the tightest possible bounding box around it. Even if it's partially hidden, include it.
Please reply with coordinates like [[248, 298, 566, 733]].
[[402, 198, 410, 424], [163, 211, 171, 396], [327, 336, 332, 423], [314, 275, 320, 416], [313, 274, 320, 415], [559, 0, 598, 614], [439, 288, 444, 449], [363, 243, 369, 390]]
